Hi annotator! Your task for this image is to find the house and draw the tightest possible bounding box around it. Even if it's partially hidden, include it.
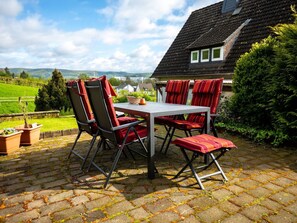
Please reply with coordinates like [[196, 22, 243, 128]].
[[136, 83, 154, 92], [115, 83, 135, 93], [151, 0, 295, 88]]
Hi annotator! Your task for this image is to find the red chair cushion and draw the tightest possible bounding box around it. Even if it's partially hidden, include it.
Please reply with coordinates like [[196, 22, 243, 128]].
[[119, 125, 148, 144], [166, 119, 204, 130], [165, 80, 190, 104], [118, 116, 138, 124], [172, 134, 236, 154]]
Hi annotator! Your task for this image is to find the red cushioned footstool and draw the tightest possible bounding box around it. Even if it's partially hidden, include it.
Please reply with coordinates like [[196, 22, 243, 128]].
[[172, 134, 237, 190]]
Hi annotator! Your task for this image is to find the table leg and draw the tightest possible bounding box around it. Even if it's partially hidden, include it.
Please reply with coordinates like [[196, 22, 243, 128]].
[[147, 115, 155, 179], [206, 109, 210, 134]]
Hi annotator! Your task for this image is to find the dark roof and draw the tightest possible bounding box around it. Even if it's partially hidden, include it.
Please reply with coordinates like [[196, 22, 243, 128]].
[[151, 0, 295, 79]]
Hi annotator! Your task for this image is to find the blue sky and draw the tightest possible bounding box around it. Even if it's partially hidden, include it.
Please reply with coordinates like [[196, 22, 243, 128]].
[[0, 0, 221, 73]]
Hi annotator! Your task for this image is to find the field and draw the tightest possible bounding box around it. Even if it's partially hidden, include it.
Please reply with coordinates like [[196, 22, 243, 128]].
[[0, 83, 39, 114], [0, 117, 77, 132]]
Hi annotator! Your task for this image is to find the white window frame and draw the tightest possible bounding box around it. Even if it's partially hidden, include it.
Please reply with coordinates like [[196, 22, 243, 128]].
[[212, 46, 223, 61], [191, 50, 199, 63], [201, 49, 210, 62]]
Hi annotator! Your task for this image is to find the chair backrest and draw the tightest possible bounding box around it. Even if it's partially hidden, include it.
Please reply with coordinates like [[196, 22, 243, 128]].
[[187, 78, 223, 123], [66, 80, 97, 134], [85, 76, 121, 144], [165, 80, 190, 104]]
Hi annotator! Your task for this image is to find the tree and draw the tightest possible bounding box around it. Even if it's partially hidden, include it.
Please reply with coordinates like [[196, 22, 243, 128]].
[[78, 73, 89, 80], [231, 36, 276, 129], [269, 6, 297, 139], [35, 69, 70, 111], [20, 71, 29, 79], [109, 77, 121, 86]]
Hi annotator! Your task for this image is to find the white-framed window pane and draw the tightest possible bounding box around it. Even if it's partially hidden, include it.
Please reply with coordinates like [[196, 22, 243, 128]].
[[191, 50, 199, 63], [201, 49, 209, 62], [212, 47, 223, 61]]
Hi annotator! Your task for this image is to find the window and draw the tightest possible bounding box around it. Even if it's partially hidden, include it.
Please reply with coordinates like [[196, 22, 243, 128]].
[[212, 47, 223, 61], [191, 50, 199, 63], [201, 49, 210, 62]]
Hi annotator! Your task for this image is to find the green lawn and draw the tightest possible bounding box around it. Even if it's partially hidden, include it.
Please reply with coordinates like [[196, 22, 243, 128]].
[[0, 83, 38, 97], [0, 83, 39, 114], [0, 117, 77, 132]]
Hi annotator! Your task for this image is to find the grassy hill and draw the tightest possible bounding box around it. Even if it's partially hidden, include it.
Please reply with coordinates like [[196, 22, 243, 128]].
[[0, 83, 39, 114]]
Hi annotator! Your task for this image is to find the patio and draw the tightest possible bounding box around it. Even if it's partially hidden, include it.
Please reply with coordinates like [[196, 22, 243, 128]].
[[0, 128, 296, 223]]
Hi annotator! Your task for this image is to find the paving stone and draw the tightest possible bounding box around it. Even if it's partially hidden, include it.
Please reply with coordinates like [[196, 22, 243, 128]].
[[150, 211, 180, 223], [52, 204, 85, 221], [269, 191, 296, 205], [179, 215, 201, 223], [221, 213, 253, 223], [265, 210, 297, 223], [236, 179, 260, 189], [285, 202, 297, 215], [48, 190, 74, 203], [103, 213, 132, 223], [212, 189, 234, 201], [229, 193, 255, 207], [260, 198, 283, 212], [226, 185, 245, 194], [128, 207, 150, 220], [6, 209, 39, 223], [251, 173, 274, 183], [218, 201, 241, 214], [40, 200, 71, 216], [43, 179, 69, 189], [197, 206, 228, 223], [247, 187, 272, 198], [4, 193, 34, 205], [32, 216, 52, 223], [145, 197, 174, 213], [85, 196, 112, 211], [71, 195, 89, 205], [105, 200, 135, 216], [85, 209, 106, 222], [284, 185, 297, 195], [271, 177, 295, 187], [176, 204, 195, 216], [188, 196, 218, 211], [28, 199, 46, 209], [0, 204, 24, 217], [241, 205, 271, 221]]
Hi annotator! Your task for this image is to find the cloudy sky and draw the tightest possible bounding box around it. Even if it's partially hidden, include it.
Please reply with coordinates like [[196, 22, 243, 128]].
[[0, 0, 221, 73]]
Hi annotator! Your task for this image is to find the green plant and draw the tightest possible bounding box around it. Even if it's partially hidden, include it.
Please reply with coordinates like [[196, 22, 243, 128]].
[[0, 128, 17, 135], [18, 97, 29, 128]]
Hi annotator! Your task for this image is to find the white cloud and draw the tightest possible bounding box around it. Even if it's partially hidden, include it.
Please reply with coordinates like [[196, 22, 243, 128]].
[[0, 0, 222, 72], [0, 0, 22, 17]]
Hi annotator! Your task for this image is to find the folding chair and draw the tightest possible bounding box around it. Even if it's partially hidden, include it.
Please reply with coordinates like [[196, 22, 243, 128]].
[[162, 78, 223, 154], [85, 76, 151, 188], [155, 80, 190, 152], [66, 80, 137, 169], [172, 134, 236, 190], [66, 80, 99, 170]]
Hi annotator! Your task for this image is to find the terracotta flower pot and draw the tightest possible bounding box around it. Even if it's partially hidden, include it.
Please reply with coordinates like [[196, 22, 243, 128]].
[[15, 124, 42, 146], [0, 130, 23, 155]]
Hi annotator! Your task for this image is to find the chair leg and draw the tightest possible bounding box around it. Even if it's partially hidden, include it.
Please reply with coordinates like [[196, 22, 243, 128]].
[[164, 127, 176, 154], [87, 139, 107, 177], [104, 146, 124, 188], [68, 130, 82, 159], [159, 126, 172, 153], [81, 134, 97, 170]]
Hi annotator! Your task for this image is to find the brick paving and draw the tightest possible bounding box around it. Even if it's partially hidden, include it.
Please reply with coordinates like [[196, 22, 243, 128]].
[[0, 128, 296, 223]]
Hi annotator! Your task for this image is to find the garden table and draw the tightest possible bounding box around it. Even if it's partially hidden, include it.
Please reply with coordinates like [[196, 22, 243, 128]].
[[114, 102, 210, 179]]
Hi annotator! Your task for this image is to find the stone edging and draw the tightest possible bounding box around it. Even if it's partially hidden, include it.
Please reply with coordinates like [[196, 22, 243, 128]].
[[40, 128, 78, 139]]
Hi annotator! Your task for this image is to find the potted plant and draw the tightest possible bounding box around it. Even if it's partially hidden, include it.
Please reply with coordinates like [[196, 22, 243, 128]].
[[0, 128, 23, 155], [15, 97, 42, 146]]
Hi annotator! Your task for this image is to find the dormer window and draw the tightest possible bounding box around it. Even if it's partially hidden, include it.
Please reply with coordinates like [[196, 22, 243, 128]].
[[212, 46, 223, 61], [201, 49, 210, 62], [191, 50, 199, 63]]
